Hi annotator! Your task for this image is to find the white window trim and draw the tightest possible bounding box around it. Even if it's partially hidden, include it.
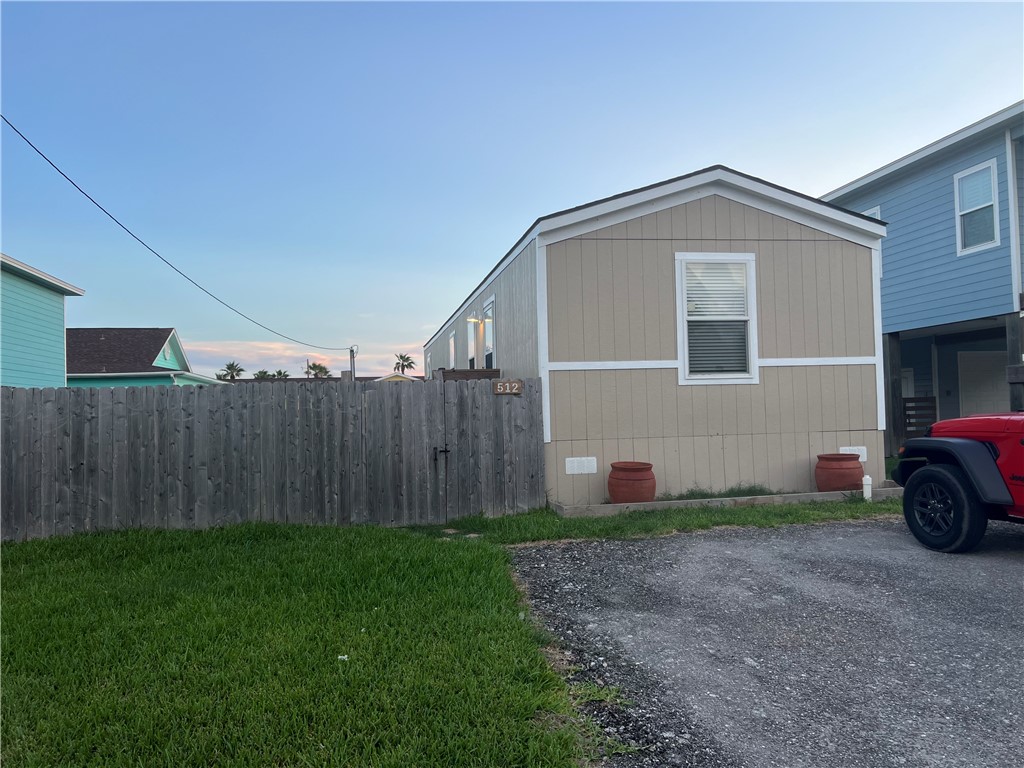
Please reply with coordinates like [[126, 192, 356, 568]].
[[448, 331, 456, 369], [675, 252, 759, 386], [953, 158, 1000, 257], [483, 294, 495, 369]]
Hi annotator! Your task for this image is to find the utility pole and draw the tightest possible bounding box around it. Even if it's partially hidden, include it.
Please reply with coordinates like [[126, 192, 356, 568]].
[[349, 345, 358, 380]]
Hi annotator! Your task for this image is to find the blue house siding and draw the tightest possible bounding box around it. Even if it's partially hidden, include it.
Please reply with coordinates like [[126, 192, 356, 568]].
[[151, 338, 187, 371], [832, 131, 1015, 334], [0, 270, 67, 388], [69, 375, 175, 388], [68, 373, 221, 388]]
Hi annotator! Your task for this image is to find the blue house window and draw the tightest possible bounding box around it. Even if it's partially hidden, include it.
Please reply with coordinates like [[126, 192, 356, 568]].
[[954, 159, 1000, 256]]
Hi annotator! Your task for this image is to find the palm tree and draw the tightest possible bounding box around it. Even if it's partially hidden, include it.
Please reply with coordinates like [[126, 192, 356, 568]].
[[252, 369, 273, 379], [220, 361, 245, 381], [305, 361, 330, 378], [273, 369, 289, 379], [214, 372, 228, 381], [394, 353, 416, 374]]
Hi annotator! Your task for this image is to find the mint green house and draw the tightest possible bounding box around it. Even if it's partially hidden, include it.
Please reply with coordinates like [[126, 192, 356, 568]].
[[0, 253, 85, 388], [66, 327, 222, 388]]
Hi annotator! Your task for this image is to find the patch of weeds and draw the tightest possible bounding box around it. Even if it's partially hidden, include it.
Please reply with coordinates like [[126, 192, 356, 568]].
[[571, 681, 632, 707], [573, 711, 646, 761], [655, 483, 781, 501]]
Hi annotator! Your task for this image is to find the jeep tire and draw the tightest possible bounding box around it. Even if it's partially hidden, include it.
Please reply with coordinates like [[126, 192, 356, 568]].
[[902, 464, 988, 553]]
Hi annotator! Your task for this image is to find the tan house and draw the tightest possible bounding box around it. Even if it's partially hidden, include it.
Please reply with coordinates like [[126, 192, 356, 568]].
[[424, 166, 888, 505]]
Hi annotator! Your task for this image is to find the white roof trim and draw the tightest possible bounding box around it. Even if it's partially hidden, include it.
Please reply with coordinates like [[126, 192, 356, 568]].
[[425, 166, 885, 350], [0, 253, 85, 296], [822, 101, 1024, 201], [536, 177, 885, 248], [165, 329, 194, 373], [374, 372, 419, 381], [536, 167, 885, 243], [424, 235, 537, 349]]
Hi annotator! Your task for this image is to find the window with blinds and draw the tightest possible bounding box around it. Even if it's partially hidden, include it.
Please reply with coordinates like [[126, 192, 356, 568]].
[[954, 159, 1000, 255], [680, 256, 754, 379], [685, 262, 748, 374]]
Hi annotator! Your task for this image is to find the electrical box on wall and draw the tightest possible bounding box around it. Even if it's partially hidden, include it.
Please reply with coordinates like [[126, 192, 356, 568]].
[[840, 446, 867, 462], [565, 457, 598, 475]]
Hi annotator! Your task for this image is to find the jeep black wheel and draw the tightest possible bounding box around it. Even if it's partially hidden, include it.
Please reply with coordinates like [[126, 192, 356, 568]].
[[902, 464, 988, 553]]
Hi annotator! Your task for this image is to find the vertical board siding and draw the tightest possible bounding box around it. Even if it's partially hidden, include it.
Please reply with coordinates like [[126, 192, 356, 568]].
[[546, 195, 874, 362], [0, 271, 68, 388], [547, 367, 884, 505], [423, 239, 539, 379], [1, 380, 544, 541]]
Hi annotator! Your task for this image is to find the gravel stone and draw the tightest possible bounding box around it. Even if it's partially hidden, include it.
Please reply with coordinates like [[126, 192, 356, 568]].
[[512, 519, 1024, 768]]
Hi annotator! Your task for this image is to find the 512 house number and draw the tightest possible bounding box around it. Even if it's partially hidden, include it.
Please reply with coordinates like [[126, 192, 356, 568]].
[[492, 379, 524, 395]]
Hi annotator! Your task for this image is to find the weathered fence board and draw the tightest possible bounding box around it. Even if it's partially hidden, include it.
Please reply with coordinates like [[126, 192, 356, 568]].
[[2, 379, 544, 541]]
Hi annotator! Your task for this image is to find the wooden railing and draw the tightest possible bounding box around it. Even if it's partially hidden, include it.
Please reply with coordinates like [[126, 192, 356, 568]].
[[903, 397, 937, 438]]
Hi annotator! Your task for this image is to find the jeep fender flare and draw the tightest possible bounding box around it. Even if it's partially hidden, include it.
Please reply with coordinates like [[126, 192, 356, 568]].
[[893, 437, 1013, 506]]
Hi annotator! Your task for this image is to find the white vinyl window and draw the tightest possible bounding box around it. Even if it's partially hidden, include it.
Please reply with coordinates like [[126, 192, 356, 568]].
[[425, 352, 432, 379], [954, 159, 1000, 256], [675, 253, 758, 385], [483, 298, 495, 369], [448, 331, 456, 369], [467, 318, 477, 370]]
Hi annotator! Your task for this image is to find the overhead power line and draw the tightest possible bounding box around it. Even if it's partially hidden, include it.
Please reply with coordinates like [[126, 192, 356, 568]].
[[1, 114, 354, 351]]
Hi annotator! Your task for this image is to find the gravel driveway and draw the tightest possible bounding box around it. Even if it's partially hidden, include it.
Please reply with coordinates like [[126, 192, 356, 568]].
[[511, 518, 1024, 768]]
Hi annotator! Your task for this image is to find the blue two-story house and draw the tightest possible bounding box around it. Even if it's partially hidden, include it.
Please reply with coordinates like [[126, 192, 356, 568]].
[[824, 102, 1024, 451]]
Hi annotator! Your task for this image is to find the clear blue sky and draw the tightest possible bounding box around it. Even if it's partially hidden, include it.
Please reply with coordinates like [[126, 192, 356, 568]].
[[3, 1, 1022, 377]]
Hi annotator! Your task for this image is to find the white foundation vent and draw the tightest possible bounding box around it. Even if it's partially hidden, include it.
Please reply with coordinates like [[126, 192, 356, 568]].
[[565, 457, 598, 475]]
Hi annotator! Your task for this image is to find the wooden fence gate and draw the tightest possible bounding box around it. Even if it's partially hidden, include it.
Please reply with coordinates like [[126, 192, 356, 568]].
[[0, 379, 545, 542]]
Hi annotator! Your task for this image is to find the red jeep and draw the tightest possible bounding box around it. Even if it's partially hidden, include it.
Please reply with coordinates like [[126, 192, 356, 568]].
[[892, 413, 1024, 552]]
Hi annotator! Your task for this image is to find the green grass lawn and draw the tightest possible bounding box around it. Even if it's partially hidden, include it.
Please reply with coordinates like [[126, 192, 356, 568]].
[[1, 525, 582, 767], [2, 498, 902, 766]]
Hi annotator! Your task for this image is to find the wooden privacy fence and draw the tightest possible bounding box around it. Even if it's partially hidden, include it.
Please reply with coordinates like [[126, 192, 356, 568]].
[[903, 396, 938, 439], [1, 379, 545, 542]]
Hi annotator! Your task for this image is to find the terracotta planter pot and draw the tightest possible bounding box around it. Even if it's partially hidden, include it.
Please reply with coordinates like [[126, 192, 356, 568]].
[[814, 453, 864, 492], [608, 461, 656, 503]]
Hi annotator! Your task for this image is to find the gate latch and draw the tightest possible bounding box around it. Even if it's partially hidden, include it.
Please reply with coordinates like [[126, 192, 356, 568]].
[[433, 445, 451, 465]]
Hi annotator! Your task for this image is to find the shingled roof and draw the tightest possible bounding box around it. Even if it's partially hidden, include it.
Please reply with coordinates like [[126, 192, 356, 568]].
[[66, 328, 182, 374]]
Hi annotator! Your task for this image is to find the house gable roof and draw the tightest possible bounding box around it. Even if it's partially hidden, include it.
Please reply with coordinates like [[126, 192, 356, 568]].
[[822, 101, 1024, 201], [425, 165, 887, 348], [371, 373, 422, 382], [66, 328, 192, 374], [1, 253, 85, 296]]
